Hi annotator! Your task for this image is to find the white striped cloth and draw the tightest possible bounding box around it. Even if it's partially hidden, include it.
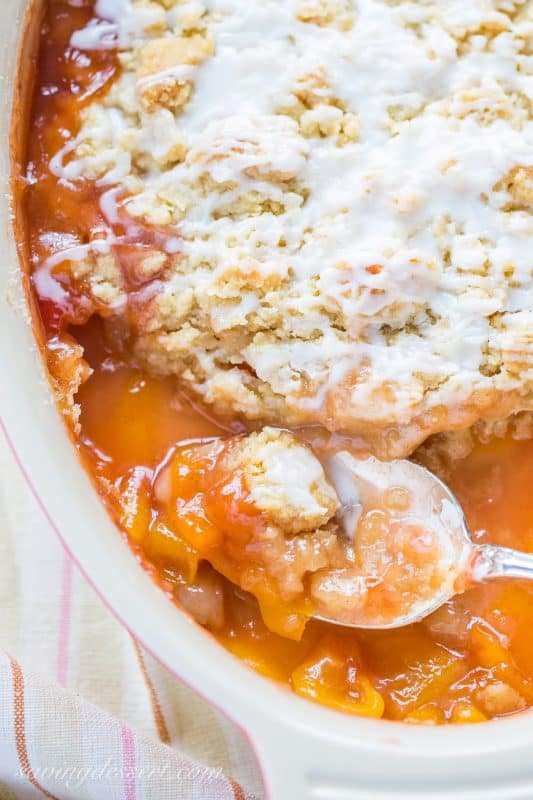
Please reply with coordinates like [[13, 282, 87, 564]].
[[0, 429, 262, 800]]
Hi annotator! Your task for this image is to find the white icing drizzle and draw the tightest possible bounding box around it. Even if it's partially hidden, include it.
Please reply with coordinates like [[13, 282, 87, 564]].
[[49, 138, 82, 180], [71, 0, 168, 50], [136, 64, 197, 91], [34, 246, 91, 303], [99, 186, 125, 226], [35, 240, 110, 303]]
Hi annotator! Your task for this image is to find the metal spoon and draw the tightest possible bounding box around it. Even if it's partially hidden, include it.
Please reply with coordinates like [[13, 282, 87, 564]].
[[315, 451, 533, 630]]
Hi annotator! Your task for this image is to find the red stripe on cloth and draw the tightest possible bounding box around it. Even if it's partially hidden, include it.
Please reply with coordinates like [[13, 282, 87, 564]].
[[121, 722, 137, 800], [130, 637, 171, 744], [9, 656, 60, 800], [230, 777, 246, 800], [56, 554, 74, 687]]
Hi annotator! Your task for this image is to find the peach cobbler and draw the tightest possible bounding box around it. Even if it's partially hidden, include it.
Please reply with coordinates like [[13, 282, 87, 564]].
[[17, 0, 533, 722]]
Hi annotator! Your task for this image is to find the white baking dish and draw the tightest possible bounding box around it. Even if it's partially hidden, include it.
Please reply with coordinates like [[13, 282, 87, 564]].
[[2, 2, 533, 798]]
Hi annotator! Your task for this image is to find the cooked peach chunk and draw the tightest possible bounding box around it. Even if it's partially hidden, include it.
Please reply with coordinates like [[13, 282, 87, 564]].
[[361, 630, 466, 719], [116, 467, 152, 544], [143, 521, 199, 581], [449, 702, 487, 724], [403, 703, 445, 725], [176, 564, 225, 630], [291, 637, 384, 717]]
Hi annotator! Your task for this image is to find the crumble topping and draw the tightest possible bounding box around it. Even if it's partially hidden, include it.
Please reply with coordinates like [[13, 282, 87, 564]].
[[222, 427, 340, 534], [45, 336, 92, 433], [39, 0, 533, 457]]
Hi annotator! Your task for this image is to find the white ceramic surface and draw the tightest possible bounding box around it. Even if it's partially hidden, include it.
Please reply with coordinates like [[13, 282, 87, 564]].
[[2, 3, 533, 798]]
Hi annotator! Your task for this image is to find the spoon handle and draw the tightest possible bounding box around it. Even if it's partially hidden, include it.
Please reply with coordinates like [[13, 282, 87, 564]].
[[472, 544, 533, 582]]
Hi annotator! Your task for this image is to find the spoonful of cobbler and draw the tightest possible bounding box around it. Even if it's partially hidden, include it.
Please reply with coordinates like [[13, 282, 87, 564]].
[[154, 427, 533, 635]]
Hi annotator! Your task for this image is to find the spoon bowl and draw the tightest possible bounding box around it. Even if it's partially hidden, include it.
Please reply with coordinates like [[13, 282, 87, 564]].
[[314, 451, 533, 630]]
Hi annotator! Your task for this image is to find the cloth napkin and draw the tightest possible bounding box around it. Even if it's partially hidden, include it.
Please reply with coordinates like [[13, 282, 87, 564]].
[[0, 429, 262, 800]]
